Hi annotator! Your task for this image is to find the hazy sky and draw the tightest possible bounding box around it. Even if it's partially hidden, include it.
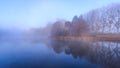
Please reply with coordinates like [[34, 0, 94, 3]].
[[0, 0, 120, 29]]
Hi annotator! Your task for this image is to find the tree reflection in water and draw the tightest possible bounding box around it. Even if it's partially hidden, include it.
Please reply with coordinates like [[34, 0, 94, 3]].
[[50, 39, 120, 68]]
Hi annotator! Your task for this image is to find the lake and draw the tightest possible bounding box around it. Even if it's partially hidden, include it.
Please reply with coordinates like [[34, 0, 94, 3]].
[[0, 38, 120, 68]]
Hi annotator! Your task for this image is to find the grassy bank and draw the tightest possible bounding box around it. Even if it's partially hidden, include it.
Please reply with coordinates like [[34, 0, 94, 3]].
[[57, 34, 120, 42]]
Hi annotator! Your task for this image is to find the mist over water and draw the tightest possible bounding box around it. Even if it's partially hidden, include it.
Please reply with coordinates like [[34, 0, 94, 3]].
[[1, 29, 120, 68], [1, 1, 120, 68]]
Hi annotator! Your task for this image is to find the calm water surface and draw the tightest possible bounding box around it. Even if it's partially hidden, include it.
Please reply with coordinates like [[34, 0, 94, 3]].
[[0, 38, 120, 68]]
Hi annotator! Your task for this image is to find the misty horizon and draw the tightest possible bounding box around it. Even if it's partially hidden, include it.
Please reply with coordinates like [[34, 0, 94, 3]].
[[1, 1, 120, 68], [1, 0, 120, 29]]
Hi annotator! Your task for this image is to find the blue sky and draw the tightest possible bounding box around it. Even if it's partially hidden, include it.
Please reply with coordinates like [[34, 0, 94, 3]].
[[0, 0, 120, 29]]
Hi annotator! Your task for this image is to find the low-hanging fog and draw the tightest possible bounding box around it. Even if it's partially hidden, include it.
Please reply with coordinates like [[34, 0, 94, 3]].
[[1, 1, 120, 68], [1, 2, 120, 42]]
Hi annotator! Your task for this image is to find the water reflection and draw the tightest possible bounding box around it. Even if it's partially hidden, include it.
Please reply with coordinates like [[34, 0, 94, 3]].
[[50, 39, 120, 68]]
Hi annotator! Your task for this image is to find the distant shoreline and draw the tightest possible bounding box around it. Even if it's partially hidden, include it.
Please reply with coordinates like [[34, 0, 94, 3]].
[[56, 34, 120, 42]]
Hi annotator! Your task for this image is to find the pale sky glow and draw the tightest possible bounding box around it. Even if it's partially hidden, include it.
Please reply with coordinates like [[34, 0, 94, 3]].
[[0, 0, 120, 29]]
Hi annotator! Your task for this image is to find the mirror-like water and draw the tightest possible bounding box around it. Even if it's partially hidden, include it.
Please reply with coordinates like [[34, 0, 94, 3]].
[[0, 38, 120, 68]]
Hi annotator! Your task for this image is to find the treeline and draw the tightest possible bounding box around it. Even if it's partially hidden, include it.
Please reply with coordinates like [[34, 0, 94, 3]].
[[85, 3, 120, 33], [30, 3, 120, 38], [51, 3, 120, 37], [51, 16, 89, 37]]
